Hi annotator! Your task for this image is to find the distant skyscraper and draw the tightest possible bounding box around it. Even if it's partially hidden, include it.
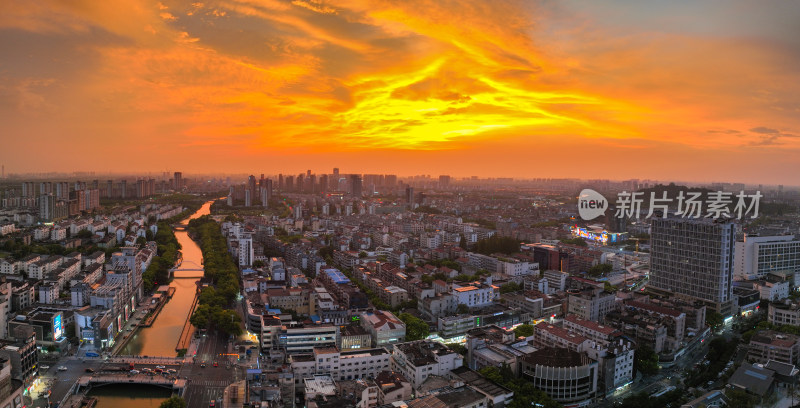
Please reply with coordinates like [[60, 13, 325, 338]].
[[278, 174, 284, 191], [248, 175, 257, 196], [439, 175, 451, 187], [605, 204, 627, 233], [405, 186, 415, 208], [319, 175, 328, 193], [350, 175, 362, 197], [649, 217, 737, 316], [262, 179, 273, 207], [245, 189, 251, 207], [174, 172, 183, 190]]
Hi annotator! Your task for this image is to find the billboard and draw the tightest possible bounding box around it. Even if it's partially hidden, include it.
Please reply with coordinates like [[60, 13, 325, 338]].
[[53, 314, 63, 341]]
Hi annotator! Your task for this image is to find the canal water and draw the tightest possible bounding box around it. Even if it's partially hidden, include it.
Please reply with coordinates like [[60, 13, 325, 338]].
[[93, 201, 212, 407]]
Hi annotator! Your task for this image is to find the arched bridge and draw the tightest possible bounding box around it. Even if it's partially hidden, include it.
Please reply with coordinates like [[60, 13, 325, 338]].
[[169, 260, 204, 277]]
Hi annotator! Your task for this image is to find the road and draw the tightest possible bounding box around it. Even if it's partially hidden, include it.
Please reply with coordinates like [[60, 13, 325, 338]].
[[181, 331, 242, 407], [34, 331, 239, 408]]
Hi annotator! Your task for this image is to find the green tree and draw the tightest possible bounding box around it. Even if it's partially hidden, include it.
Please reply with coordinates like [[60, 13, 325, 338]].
[[588, 263, 612, 277], [318, 246, 334, 260], [456, 304, 470, 314], [399, 313, 429, 341], [76, 229, 93, 239], [252, 260, 265, 269], [474, 236, 521, 255], [214, 309, 243, 336], [725, 389, 756, 408], [478, 366, 504, 384], [706, 310, 724, 331], [634, 345, 659, 376], [459, 234, 468, 250], [159, 396, 187, 408], [499, 282, 522, 294], [358, 251, 368, 258], [513, 324, 534, 338], [445, 343, 467, 355]]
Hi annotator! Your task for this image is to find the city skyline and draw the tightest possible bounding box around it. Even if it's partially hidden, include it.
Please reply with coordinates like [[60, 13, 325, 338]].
[[2, 1, 800, 183]]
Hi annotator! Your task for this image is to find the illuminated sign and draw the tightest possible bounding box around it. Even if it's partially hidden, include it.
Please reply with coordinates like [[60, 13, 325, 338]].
[[53, 314, 63, 341]]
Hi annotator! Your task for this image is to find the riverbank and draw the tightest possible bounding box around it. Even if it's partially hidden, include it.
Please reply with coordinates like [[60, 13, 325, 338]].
[[175, 285, 201, 352]]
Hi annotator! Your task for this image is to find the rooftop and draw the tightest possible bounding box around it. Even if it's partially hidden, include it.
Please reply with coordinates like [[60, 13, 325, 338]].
[[395, 340, 457, 367], [524, 347, 591, 368], [751, 330, 800, 348], [729, 363, 774, 397], [536, 324, 589, 345], [564, 314, 620, 336]]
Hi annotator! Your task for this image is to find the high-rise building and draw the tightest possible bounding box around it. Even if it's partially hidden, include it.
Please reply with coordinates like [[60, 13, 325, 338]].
[[261, 179, 273, 207], [318, 174, 328, 193], [245, 189, 252, 207], [173, 172, 183, 190], [439, 175, 451, 187], [239, 236, 253, 267], [385, 174, 397, 188], [649, 217, 737, 316], [248, 175, 257, 197], [734, 235, 800, 281], [405, 186, 414, 208], [39, 194, 55, 222], [350, 175, 362, 197]]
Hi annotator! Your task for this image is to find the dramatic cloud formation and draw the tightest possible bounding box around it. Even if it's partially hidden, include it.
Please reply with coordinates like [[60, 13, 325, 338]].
[[1, 0, 799, 182]]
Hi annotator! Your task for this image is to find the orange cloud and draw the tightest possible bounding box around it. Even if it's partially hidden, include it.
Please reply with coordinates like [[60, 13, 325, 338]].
[[1, 0, 799, 183]]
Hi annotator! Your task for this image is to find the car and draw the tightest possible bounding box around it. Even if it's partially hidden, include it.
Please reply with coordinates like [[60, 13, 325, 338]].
[[85, 368, 94, 373], [57, 366, 67, 371], [40, 365, 50, 370], [166, 369, 177, 374], [200, 362, 206, 368], [130, 369, 140, 374], [126, 328, 132, 332], [156, 365, 166, 369], [209, 400, 215, 407], [213, 361, 218, 367]]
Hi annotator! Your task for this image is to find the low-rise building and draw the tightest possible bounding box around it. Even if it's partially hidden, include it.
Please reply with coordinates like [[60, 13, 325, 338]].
[[521, 347, 598, 406], [360, 310, 405, 348], [391, 340, 463, 390], [280, 324, 339, 354], [769, 302, 800, 327], [748, 330, 800, 365], [339, 325, 372, 350]]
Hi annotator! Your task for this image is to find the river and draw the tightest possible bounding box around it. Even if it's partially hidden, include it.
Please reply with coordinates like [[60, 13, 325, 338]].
[[91, 201, 212, 407]]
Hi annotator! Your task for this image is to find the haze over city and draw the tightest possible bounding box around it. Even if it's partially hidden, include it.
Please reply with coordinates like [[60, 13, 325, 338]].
[[2, 1, 800, 183]]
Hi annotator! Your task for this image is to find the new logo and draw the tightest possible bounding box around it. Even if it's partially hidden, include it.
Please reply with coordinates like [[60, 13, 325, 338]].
[[578, 189, 608, 220]]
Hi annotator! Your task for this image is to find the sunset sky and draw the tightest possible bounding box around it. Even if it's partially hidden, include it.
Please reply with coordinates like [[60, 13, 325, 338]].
[[1, 1, 799, 183]]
